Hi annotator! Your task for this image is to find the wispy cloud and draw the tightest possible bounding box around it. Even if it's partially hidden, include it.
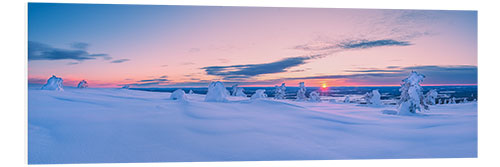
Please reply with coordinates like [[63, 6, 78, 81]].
[[339, 39, 411, 49], [294, 39, 411, 51], [110, 59, 130, 63]]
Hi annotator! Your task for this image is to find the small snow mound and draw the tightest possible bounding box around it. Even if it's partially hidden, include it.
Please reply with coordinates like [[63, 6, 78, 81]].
[[170, 89, 187, 101], [235, 87, 247, 97], [309, 91, 321, 102], [251, 89, 267, 99], [204, 81, 230, 102], [77, 80, 88, 88], [41, 75, 64, 91]]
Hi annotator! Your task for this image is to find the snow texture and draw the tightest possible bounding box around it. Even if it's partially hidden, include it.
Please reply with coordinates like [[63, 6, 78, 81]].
[[41, 75, 64, 91], [204, 81, 230, 102], [28, 86, 478, 164], [251, 89, 267, 99], [77, 80, 88, 88], [170, 89, 187, 101]]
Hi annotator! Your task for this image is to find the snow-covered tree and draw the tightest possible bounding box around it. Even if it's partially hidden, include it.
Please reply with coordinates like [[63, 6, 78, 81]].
[[343, 95, 351, 103], [188, 90, 194, 94], [170, 89, 187, 101], [450, 97, 456, 104], [122, 85, 130, 89], [424, 89, 438, 105], [370, 90, 382, 105], [77, 80, 88, 88], [309, 91, 321, 102], [463, 98, 469, 103], [251, 89, 267, 99], [41, 75, 64, 91], [274, 83, 286, 99], [363, 90, 381, 105], [204, 81, 230, 102], [438, 99, 442, 105], [235, 87, 247, 97], [231, 84, 239, 96], [296, 82, 307, 101], [397, 71, 428, 115]]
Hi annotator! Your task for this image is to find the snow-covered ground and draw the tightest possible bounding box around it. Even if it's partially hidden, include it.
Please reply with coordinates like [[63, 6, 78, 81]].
[[28, 86, 477, 164]]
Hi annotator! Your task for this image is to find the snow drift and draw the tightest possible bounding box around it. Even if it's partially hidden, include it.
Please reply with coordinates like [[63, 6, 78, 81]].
[[170, 89, 187, 101], [28, 86, 477, 164]]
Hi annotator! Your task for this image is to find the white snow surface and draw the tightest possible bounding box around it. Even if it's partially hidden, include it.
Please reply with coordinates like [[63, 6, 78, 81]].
[[41, 75, 64, 91], [28, 86, 477, 164]]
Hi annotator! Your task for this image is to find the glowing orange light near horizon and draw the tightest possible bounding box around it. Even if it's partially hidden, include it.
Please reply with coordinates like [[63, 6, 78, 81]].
[[322, 83, 327, 88]]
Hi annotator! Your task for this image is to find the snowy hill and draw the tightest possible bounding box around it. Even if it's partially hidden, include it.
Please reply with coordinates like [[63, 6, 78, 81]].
[[28, 86, 477, 164]]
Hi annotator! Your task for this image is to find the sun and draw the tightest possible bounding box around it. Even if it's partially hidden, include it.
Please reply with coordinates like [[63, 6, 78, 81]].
[[322, 83, 327, 88]]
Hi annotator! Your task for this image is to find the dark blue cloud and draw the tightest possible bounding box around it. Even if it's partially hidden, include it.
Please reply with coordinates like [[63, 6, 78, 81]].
[[338, 39, 411, 49], [138, 79, 169, 82], [28, 41, 110, 61], [110, 59, 130, 63], [202, 56, 320, 80], [288, 65, 477, 85]]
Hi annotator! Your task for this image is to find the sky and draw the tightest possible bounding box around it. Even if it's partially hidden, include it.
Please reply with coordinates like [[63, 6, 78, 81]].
[[27, 3, 477, 88]]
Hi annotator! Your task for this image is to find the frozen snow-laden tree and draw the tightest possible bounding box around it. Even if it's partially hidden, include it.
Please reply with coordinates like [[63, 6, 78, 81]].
[[188, 90, 194, 94], [235, 87, 247, 97], [424, 89, 438, 105], [274, 83, 286, 99], [450, 97, 456, 104], [397, 71, 429, 115], [463, 98, 469, 103], [41, 75, 64, 91], [122, 85, 130, 89], [296, 82, 307, 101], [251, 89, 267, 99], [309, 91, 321, 102], [344, 95, 351, 103], [438, 99, 442, 105], [77, 80, 88, 88], [370, 90, 382, 105], [363, 92, 373, 104], [231, 84, 239, 96], [362, 90, 381, 105], [170, 89, 187, 101], [204, 81, 230, 102]]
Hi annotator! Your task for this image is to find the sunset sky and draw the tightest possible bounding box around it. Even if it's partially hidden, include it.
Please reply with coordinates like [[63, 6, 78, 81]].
[[28, 3, 477, 87]]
